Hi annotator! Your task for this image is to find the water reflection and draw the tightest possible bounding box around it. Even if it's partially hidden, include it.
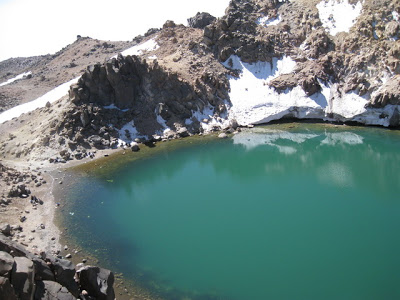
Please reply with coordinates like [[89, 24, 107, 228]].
[[63, 125, 400, 300], [232, 128, 319, 150], [317, 162, 354, 188], [320, 132, 364, 146]]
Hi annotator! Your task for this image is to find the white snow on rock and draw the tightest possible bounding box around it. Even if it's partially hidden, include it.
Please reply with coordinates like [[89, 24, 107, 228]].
[[112, 38, 159, 59], [316, 0, 363, 36], [103, 104, 129, 112], [327, 90, 369, 119], [223, 55, 328, 125], [117, 120, 145, 144], [0, 71, 32, 87], [0, 76, 79, 124], [189, 103, 230, 132], [222, 55, 400, 127], [393, 11, 399, 21], [155, 110, 172, 136], [257, 15, 281, 26]]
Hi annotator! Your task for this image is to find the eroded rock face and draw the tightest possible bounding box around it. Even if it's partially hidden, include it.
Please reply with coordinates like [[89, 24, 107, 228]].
[[0, 251, 14, 276], [188, 12, 217, 29], [67, 53, 229, 139], [35, 280, 77, 300], [11, 256, 35, 300], [0, 276, 18, 300], [76, 266, 115, 300], [0, 233, 115, 300], [48, 257, 79, 297], [369, 76, 400, 107]]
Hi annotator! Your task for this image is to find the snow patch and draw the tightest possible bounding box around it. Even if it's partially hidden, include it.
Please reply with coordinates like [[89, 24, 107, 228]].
[[103, 104, 129, 112], [113, 38, 159, 59], [222, 55, 328, 125], [257, 15, 281, 26], [393, 11, 399, 21], [316, 0, 363, 36], [189, 104, 231, 132], [0, 71, 32, 87], [117, 120, 145, 144], [155, 112, 172, 136], [223, 55, 399, 127], [328, 90, 368, 119], [0, 76, 79, 124]]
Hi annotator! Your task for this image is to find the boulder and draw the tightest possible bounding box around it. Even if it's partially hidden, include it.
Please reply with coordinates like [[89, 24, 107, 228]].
[[8, 184, 31, 198], [188, 12, 216, 29], [218, 133, 228, 139], [177, 127, 189, 138], [76, 266, 115, 300], [48, 258, 79, 297], [0, 276, 18, 300], [88, 135, 103, 147], [163, 20, 176, 28], [0, 251, 14, 276], [130, 142, 140, 152], [0, 223, 11, 236], [11, 256, 35, 300], [80, 110, 91, 127], [0, 233, 54, 281], [385, 20, 399, 38], [35, 280, 77, 300]]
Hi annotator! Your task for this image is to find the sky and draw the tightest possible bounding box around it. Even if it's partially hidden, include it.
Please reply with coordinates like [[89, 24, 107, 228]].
[[0, 0, 230, 62]]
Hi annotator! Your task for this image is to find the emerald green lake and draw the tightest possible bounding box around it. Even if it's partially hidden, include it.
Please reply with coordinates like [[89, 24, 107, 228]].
[[62, 125, 400, 300]]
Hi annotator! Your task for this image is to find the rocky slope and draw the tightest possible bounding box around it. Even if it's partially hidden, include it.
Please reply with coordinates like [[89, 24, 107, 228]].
[[0, 232, 115, 300], [0, 0, 399, 163], [0, 37, 136, 113], [0, 0, 399, 298]]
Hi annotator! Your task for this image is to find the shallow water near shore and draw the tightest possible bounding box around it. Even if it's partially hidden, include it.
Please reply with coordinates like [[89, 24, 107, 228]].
[[59, 123, 400, 299]]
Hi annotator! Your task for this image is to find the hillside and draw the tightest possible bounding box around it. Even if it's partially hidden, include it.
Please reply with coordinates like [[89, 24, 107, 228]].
[[0, 0, 399, 165], [0, 0, 399, 299]]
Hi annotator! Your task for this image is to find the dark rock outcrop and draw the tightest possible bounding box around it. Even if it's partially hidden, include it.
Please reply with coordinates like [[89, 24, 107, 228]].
[[369, 76, 400, 107], [0, 276, 18, 300], [76, 266, 115, 300], [48, 257, 79, 297], [0, 251, 14, 276], [11, 256, 35, 300], [0, 233, 115, 300], [35, 280, 77, 300], [188, 12, 216, 29], [66, 52, 229, 140]]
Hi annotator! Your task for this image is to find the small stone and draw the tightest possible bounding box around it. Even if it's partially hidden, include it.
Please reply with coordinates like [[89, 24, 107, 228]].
[[218, 133, 228, 139], [65, 253, 72, 259]]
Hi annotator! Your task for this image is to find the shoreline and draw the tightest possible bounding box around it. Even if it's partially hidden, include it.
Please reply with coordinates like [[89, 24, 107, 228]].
[[1, 120, 398, 299]]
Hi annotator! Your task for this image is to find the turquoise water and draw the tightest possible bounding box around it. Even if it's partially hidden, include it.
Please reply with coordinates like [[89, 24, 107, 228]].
[[63, 125, 400, 300]]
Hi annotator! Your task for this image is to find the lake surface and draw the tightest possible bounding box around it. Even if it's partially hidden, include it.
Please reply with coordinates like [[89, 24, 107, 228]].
[[62, 124, 400, 300]]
